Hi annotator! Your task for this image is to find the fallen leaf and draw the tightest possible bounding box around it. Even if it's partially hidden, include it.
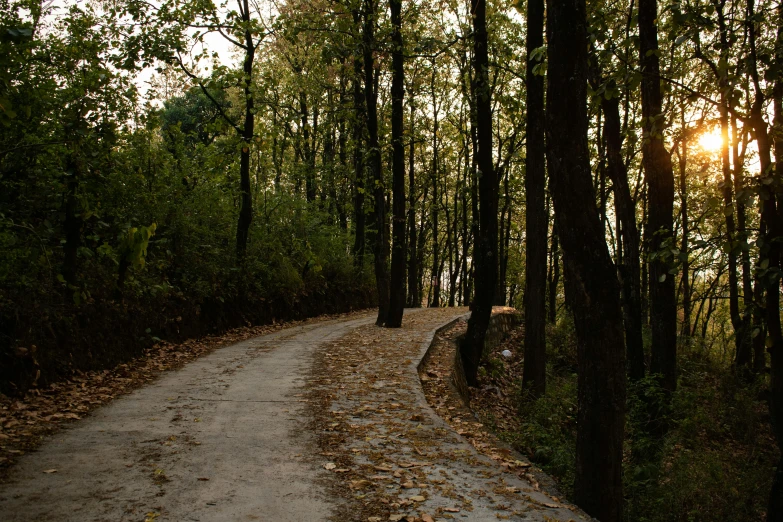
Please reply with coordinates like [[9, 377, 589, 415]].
[[42, 469, 57, 474], [410, 495, 426, 502], [421, 515, 435, 522], [444, 507, 460, 513], [323, 462, 337, 470]]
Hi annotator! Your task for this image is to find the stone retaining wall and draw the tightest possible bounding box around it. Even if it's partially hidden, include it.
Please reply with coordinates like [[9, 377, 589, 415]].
[[453, 307, 522, 402]]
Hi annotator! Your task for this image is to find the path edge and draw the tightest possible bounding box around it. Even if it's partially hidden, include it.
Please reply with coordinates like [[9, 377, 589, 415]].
[[409, 309, 593, 521]]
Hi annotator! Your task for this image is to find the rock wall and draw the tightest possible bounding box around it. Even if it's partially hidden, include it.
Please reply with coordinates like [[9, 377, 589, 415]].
[[452, 307, 522, 402]]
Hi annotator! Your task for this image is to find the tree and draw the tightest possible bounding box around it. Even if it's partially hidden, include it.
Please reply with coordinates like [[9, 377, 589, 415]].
[[385, 0, 406, 327], [522, 0, 547, 398], [459, 0, 498, 386], [125, 0, 269, 260], [546, 0, 626, 517], [638, 0, 677, 393], [362, 0, 390, 326]]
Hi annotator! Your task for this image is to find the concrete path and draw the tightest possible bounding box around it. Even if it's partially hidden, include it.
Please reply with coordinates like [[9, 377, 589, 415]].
[[307, 308, 587, 522], [0, 312, 379, 521], [0, 308, 585, 522]]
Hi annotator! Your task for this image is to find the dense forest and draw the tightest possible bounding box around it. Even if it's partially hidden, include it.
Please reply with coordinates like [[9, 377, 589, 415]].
[[1, 0, 782, 519]]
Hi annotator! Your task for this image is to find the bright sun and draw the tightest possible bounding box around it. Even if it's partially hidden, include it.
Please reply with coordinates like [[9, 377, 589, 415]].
[[698, 129, 724, 153]]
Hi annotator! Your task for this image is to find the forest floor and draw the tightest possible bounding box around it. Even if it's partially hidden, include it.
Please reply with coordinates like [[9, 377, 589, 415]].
[[0, 307, 586, 521]]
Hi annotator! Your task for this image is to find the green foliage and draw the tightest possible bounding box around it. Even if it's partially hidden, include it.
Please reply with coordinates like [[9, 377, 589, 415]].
[[507, 319, 778, 521], [513, 370, 579, 494], [0, 0, 374, 395], [625, 361, 776, 521], [118, 224, 157, 269]]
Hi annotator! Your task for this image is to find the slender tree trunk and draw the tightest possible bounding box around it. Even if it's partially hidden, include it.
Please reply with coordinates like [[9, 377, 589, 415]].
[[448, 185, 460, 307], [752, 232, 767, 373], [461, 139, 470, 305], [460, 0, 498, 386], [707, 14, 750, 369], [639, 0, 677, 393], [546, 0, 626, 517], [750, 0, 783, 515], [495, 168, 511, 305], [386, 0, 406, 328], [407, 98, 420, 307], [678, 127, 691, 340], [416, 180, 429, 305], [429, 64, 441, 308], [363, 0, 389, 325], [352, 7, 366, 268], [338, 80, 349, 230], [236, 0, 255, 259], [640, 186, 649, 325], [732, 117, 754, 371], [300, 90, 317, 203], [767, 3, 783, 515], [522, 0, 547, 398], [604, 97, 645, 381], [548, 224, 560, 323]]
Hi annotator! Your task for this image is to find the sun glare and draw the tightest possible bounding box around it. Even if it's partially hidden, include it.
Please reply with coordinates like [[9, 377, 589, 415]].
[[698, 129, 724, 153]]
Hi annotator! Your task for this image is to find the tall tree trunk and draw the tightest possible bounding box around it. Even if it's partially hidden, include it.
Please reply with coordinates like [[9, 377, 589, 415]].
[[448, 185, 460, 307], [604, 96, 645, 381], [386, 0, 406, 328], [548, 223, 560, 323], [750, 0, 783, 515], [338, 79, 349, 230], [522, 0, 547, 398], [732, 117, 754, 372], [236, 0, 255, 259], [639, 0, 677, 393], [429, 64, 441, 308], [459, 0, 498, 386], [677, 126, 691, 340], [407, 97, 420, 307], [300, 90, 316, 203], [495, 168, 511, 305], [363, 0, 389, 326], [461, 135, 470, 305], [416, 180, 429, 305], [352, 7, 366, 268], [546, 0, 626, 517], [720, 98, 749, 369]]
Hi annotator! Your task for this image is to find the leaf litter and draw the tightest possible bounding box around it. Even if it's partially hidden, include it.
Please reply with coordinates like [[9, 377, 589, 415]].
[[0, 309, 372, 478], [305, 308, 587, 522]]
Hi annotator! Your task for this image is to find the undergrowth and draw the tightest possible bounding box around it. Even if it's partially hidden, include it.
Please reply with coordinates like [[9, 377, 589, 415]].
[[499, 316, 779, 521]]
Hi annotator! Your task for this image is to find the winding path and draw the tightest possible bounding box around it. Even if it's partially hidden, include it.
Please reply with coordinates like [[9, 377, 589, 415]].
[[0, 309, 586, 521]]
